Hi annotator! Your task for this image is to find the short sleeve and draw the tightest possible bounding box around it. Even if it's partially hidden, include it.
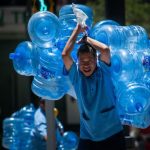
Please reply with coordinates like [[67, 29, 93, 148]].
[[98, 61, 111, 74], [63, 62, 78, 85]]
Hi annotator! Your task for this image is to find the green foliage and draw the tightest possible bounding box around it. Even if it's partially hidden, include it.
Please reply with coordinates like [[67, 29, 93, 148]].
[[126, 0, 150, 35], [86, 0, 150, 36], [86, 0, 105, 26]]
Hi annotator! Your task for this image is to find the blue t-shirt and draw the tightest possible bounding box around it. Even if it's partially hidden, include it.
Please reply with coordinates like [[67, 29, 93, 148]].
[[66, 61, 123, 141]]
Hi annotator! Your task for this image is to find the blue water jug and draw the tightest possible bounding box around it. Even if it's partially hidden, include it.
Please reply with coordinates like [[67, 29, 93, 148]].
[[9, 104, 35, 150], [119, 107, 150, 128], [58, 4, 93, 36], [28, 11, 60, 48], [143, 72, 150, 89], [56, 118, 64, 145], [90, 19, 119, 38], [117, 82, 150, 114], [2, 117, 24, 149], [31, 47, 70, 100], [57, 4, 93, 62], [139, 50, 150, 72], [91, 24, 149, 50], [59, 4, 93, 28], [19, 103, 35, 128], [9, 41, 38, 76], [116, 82, 150, 128], [58, 131, 79, 150], [110, 49, 143, 83]]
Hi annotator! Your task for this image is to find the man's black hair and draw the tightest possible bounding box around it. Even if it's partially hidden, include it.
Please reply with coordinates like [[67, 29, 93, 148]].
[[77, 43, 97, 58]]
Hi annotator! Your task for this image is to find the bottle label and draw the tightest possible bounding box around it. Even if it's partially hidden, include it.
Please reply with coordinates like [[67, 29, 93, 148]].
[[143, 55, 150, 72], [40, 66, 56, 79]]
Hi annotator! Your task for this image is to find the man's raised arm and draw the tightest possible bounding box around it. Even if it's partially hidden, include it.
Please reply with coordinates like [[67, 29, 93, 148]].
[[86, 36, 110, 65], [62, 24, 82, 70]]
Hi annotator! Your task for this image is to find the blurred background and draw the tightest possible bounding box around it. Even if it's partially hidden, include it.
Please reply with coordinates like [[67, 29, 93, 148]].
[[0, 0, 150, 149]]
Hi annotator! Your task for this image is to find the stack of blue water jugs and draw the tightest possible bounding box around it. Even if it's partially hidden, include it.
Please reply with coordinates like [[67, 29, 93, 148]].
[[2, 104, 36, 150], [57, 4, 93, 61], [9, 3, 150, 129], [2, 104, 79, 150], [90, 20, 150, 128]]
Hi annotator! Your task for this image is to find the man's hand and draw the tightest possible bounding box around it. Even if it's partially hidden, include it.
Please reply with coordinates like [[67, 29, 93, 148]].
[[75, 23, 88, 44], [75, 23, 87, 34]]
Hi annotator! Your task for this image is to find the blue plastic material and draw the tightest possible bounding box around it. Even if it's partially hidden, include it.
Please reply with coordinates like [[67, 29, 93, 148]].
[[90, 19, 119, 38], [94, 19, 120, 27], [2, 104, 36, 150], [9, 41, 38, 76], [110, 49, 142, 83], [59, 4, 93, 31], [31, 47, 71, 100], [10, 104, 36, 150], [59, 4, 93, 21], [117, 83, 150, 128], [91, 24, 149, 50], [143, 72, 150, 89], [19, 104, 35, 128], [58, 131, 79, 150], [28, 11, 60, 48], [57, 4, 93, 62], [2, 117, 24, 149], [117, 83, 150, 113], [2, 104, 79, 149]]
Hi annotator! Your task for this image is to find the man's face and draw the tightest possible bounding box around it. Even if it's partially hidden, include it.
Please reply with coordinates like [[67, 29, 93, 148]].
[[78, 52, 97, 77]]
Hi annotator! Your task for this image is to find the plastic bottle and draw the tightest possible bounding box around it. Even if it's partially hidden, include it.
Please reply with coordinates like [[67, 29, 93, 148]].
[[117, 82, 150, 113], [56, 118, 64, 145], [19, 104, 36, 150], [9, 104, 36, 150], [110, 49, 143, 83], [9, 10, 76, 100], [31, 47, 70, 100], [2, 117, 24, 149], [9, 41, 38, 76], [116, 82, 150, 128], [57, 35, 82, 62], [90, 24, 149, 50], [119, 108, 150, 128], [19, 103, 35, 128], [28, 11, 60, 48], [58, 3, 93, 36], [139, 50, 150, 72], [143, 72, 150, 89], [59, 4, 93, 28], [58, 131, 79, 150], [57, 4, 93, 62], [90, 19, 120, 39]]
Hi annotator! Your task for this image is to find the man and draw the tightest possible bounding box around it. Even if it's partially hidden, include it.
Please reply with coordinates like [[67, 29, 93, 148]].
[[62, 23, 126, 150]]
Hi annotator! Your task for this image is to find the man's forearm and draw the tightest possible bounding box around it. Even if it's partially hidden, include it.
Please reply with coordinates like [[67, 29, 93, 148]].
[[62, 27, 80, 56], [86, 36, 109, 53], [86, 36, 111, 64]]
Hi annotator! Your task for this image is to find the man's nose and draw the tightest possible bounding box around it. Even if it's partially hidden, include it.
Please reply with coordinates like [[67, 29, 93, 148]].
[[83, 62, 90, 67]]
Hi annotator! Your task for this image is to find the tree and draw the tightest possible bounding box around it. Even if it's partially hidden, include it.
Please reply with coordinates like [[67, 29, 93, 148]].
[[126, 0, 150, 36], [86, 0, 150, 36], [86, 0, 105, 25]]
